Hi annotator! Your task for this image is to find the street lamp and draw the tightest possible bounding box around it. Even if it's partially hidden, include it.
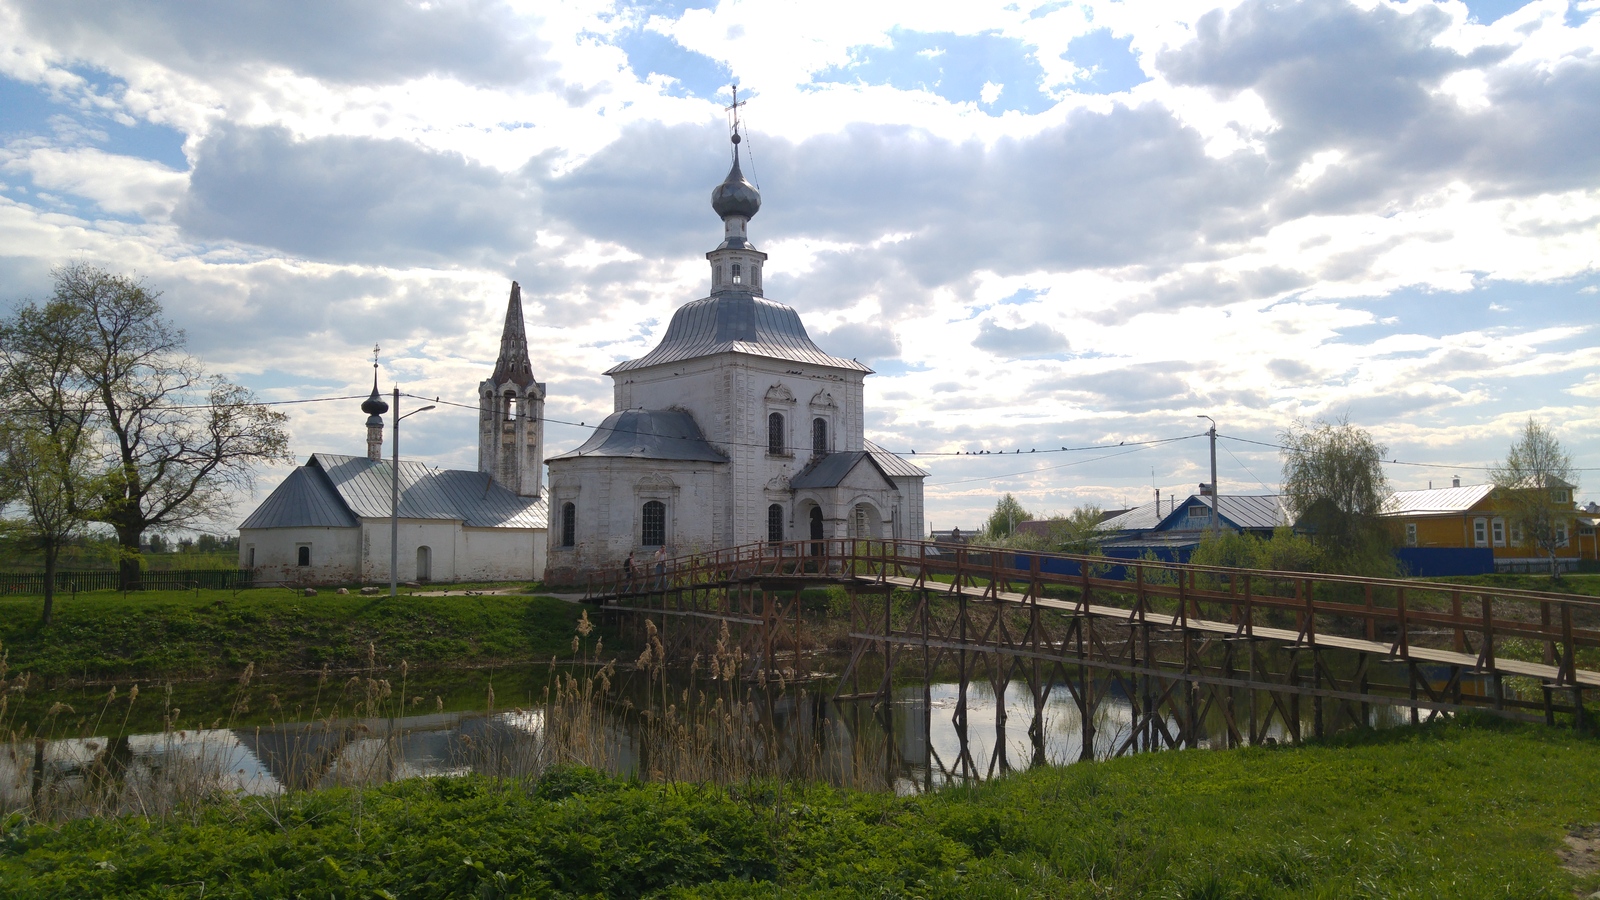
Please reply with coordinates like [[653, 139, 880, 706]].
[[1196, 415, 1219, 538], [391, 387, 435, 597]]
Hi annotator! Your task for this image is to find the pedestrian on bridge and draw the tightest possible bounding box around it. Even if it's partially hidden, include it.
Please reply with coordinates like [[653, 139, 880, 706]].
[[653, 546, 668, 591]]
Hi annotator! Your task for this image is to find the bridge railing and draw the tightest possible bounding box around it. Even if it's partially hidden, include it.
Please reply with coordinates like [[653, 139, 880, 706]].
[[582, 537, 1600, 686]]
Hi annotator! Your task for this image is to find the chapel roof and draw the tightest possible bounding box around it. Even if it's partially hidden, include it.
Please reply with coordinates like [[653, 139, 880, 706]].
[[790, 451, 897, 491], [607, 293, 870, 374], [546, 408, 729, 463], [240, 454, 547, 530]]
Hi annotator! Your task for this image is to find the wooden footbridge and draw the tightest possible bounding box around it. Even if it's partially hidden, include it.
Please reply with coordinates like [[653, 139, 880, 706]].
[[584, 539, 1598, 758]]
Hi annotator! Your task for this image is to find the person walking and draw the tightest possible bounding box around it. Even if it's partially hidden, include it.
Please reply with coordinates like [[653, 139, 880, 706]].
[[653, 545, 668, 591], [624, 551, 636, 591]]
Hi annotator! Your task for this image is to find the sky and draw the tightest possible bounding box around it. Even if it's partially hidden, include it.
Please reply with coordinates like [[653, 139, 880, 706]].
[[0, 0, 1596, 534]]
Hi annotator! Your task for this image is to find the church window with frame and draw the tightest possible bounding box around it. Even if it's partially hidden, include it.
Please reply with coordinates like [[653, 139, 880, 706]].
[[561, 502, 576, 547], [296, 545, 311, 567], [642, 500, 667, 547], [768, 412, 786, 455], [812, 417, 828, 455], [504, 390, 517, 422], [731, 263, 742, 284], [767, 504, 784, 543]]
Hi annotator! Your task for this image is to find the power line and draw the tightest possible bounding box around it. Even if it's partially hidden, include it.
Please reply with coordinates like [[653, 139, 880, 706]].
[[1218, 432, 1600, 473]]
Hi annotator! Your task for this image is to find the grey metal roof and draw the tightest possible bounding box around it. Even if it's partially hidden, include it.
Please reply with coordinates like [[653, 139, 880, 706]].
[[240, 465, 359, 530], [863, 440, 929, 479], [607, 294, 871, 375], [1099, 494, 1287, 534], [1382, 483, 1494, 516], [547, 409, 728, 463], [310, 454, 547, 529], [790, 451, 897, 491]]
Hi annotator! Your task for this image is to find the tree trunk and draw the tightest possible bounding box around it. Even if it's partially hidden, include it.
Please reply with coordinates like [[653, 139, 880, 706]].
[[117, 525, 144, 591], [41, 543, 57, 625]]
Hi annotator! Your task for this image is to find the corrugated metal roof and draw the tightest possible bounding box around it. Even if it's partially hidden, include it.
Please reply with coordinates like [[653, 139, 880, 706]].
[[790, 451, 896, 490], [864, 440, 929, 478], [311, 454, 547, 529], [240, 465, 359, 529], [1099, 494, 1287, 533], [1382, 483, 1494, 516], [547, 409, 728, 463], [607, 293, 871, 374]]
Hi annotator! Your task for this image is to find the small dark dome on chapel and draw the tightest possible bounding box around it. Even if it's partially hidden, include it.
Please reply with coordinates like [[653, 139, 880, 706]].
[[711, 155, 761, 220]]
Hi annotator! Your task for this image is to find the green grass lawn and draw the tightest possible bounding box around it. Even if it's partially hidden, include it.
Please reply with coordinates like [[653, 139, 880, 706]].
[[0, 587, 590, 683], [2, 716, 1595, 898]]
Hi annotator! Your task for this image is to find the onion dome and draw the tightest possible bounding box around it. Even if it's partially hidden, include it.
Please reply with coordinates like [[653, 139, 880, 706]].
[[361, 372, 389, 424], [710, 154, 760, 220]]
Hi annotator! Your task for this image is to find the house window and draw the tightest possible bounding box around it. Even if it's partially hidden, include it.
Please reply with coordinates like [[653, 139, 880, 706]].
[[1492, 518, 1506, 547], [731, 263, 742, 284], [1552, 488, 1571, 503], [1405, 523, 1417, 547], [1190, 505, 1210, 522], [642, 500, 666, 547], [768, 504, 784, 543], [247, 546, 256, 568], [1473, 518, 1488, 547], [296, 545, 311, 567], [1556, 521, 1569, 547], [812, 417, 828, 455], [1511, 523, 1523, 546], [768, 412, 785, 455], [561, 502, 576, 547]]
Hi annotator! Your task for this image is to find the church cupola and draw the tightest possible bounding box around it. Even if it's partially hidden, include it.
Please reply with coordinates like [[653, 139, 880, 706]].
[[361, 346, 389, 461], [479, 281, 547, 497], [707, 87, 768, 297]]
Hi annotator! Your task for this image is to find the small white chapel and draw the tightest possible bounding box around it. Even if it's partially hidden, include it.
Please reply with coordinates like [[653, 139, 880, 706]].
[[543, 121, 926, 581]]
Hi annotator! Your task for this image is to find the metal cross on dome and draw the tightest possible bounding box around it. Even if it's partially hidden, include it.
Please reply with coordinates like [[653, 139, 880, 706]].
[[725, 83, 746, 147]]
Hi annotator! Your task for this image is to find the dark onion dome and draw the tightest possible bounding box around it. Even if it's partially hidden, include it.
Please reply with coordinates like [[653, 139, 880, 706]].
[[710, 154, 760, 220], [361, 376, 389, 417]]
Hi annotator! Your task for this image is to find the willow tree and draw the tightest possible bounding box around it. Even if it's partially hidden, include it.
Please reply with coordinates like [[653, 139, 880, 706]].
[[1280, 417, 1397, 577], [1491, 418, 1577, 576], [1, 265, 292, 590]]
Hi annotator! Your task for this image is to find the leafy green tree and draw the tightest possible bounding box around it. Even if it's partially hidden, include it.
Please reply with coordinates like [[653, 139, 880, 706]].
[[1, 265, 292, 589], [1280, 416, 1397, 577], [979, 493, 1031, 542], [1189, 527, 1321, 573], [1491, 418, 1578, 576]]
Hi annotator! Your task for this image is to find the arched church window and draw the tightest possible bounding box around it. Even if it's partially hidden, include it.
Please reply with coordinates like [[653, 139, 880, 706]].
[[642, 500, 666, 547], [504, 390, 517, 422], [767, 504, 784, 543], [297, 545, 311, 567], [812, 417, 828, 455], [751, 265, 759, 288], [561, 502, 576, 547], [714, 265, 723, 285], [767, 412, 785, 455], [731, 263, 742, 284]]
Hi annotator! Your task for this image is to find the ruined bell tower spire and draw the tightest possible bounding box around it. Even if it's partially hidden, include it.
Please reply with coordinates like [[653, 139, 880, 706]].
[[478, 281, 546, 497]]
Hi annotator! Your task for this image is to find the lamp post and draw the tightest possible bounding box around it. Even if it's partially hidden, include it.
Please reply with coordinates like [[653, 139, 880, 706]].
[[1196, 415, 1219, 538], [391, 387, 435, 597]]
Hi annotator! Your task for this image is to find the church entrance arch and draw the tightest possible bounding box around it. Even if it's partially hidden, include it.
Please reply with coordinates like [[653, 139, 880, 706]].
[[416, 546, 431, 581], [849, 502, 883, 540]]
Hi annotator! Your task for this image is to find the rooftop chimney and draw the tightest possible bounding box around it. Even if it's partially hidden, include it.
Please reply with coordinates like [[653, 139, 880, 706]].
[[1452, 477, 1460, 488]]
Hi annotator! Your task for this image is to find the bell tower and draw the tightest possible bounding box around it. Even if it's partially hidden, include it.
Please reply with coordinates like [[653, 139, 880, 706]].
[[707, 85, 767, 297], [478, 281, 545, 497]]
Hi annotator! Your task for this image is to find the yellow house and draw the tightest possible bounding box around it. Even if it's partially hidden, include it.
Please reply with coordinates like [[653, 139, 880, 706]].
[[1382, 480, 1589, 569]]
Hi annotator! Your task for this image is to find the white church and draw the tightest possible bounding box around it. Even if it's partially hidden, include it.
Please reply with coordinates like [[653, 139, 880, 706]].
[[239, 122, 925, 585], [543, 128, 926, 581]]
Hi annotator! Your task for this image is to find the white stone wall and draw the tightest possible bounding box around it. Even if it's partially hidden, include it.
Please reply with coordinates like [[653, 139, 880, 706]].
[[545, 457, 723, 578], [240, 526, 363, 585]]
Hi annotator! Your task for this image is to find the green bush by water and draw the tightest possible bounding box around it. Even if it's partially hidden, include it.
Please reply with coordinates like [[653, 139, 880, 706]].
[[3, 716, 1597, 898], [0, 588, 589, 682]]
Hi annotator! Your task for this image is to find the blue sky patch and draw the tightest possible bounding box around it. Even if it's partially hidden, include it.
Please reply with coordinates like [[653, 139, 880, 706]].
[[811, 29, 1054, 114], [1460, 0, 1531, 24], [1062, 29, 1148, 95], [0, 73, 187, 171], [612, 27, 732, 100]]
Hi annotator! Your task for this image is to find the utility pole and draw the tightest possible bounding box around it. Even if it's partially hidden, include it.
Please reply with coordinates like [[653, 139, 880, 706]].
[[1197, 415, 1219, 538], [391, 388, 435, 597]]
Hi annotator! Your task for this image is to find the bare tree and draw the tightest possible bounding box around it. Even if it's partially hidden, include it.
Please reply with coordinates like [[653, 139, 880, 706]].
[[1280, 416, 1397, 576], [3, 265, 293, 590], [1491, 418, 1578, 576]]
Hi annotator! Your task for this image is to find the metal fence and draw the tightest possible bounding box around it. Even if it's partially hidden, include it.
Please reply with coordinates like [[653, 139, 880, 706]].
[[0, 569, 255, 594]]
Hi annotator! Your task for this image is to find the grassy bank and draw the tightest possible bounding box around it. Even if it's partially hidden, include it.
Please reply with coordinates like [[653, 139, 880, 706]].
[[2, 716, 1596, 898], [0, 587, 589, 683]]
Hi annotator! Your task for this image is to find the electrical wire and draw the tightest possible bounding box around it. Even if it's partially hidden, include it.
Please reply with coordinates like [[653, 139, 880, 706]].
[[1218, 432, 1600, 473]]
